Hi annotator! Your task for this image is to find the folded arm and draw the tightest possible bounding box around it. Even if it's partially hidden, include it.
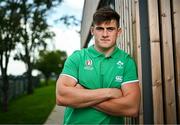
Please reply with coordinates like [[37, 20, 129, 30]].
[[93, 82, 141, 117], [56, 75, 122, 108]]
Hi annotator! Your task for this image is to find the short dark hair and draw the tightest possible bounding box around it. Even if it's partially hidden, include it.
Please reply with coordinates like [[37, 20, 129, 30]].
[[93, 6, 120, 27]]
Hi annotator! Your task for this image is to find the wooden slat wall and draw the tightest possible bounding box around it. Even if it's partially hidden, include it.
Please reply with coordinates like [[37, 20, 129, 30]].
[[160, 0, 177, 123], [172, 0, 180, 123], [134, 1, 144, 124], [115, 0, 140, 124], [148, 0, 164, 123], [81, 0, 180, 123], [115, 0, 180, 124], [115, 0, 134, 57]]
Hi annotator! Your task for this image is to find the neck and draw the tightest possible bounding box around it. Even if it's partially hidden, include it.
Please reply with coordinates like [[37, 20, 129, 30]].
[[94, 45, 115, 57]]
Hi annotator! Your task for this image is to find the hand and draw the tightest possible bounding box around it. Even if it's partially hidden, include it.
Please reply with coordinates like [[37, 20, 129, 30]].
[[108, 88, 123, 99], [92, 88, 122, 111]]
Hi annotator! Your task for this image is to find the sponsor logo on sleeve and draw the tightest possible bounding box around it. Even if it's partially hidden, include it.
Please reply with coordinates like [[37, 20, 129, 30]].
[[115, 76, 123, 82]]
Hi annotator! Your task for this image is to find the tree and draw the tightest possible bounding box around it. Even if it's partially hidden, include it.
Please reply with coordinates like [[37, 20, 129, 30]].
[[56, 15, 81, 33], [0, 0, 80, 112], [14, 0, 62, 94], [59, 15, 80, 27], [0, 0, 62, 111], [0, 0, 23, 111], [34, 50, 67, 85]]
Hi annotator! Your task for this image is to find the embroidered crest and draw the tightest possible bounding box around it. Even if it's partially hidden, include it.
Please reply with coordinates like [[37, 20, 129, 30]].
[[86, 60, 92, 66], [117, 60, 124, 69], [84, 60, 93, 70]]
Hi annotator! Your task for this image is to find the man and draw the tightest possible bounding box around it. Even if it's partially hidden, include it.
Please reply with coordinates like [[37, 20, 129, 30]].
[[56, 6, 140, 124]]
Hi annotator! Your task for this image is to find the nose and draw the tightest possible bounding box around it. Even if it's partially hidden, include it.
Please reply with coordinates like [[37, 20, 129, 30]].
[[102, 29, 108, 37]]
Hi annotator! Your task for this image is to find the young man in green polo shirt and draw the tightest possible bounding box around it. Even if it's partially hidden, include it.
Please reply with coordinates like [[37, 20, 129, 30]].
[[56, 7, 140, 124]]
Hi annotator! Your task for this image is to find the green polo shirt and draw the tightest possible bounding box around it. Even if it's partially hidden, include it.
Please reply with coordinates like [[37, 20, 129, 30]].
[[61, 45, 138, 124]]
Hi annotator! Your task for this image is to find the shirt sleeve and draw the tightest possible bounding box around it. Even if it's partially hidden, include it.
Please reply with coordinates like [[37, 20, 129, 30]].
[[122, 57, 139, 85], [60, 51, 80, 82]]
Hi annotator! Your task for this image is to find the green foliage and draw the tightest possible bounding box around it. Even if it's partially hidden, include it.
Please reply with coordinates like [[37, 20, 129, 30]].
[[59, 15, 80, 27], [0, 0, 24, 111], [0, 0, 74, 111], [0, 0, 23, 68], [11, 0, 63, 94], [0, 81, 56, 124], [14, 0, 62, 62], [35, 50, 67, 84]]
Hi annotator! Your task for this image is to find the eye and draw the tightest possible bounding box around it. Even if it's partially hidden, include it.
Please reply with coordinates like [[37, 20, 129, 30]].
[[95, 27, 104, 31], [107, 27, 116, 32]]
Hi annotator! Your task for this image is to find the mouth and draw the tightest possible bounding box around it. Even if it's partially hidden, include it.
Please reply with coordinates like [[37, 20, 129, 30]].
[[100, 39, 110, 41]]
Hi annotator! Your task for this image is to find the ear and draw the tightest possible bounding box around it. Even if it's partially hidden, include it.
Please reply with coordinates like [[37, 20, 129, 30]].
[[117, 28, 122, 36], [91, 26, 94, 35]]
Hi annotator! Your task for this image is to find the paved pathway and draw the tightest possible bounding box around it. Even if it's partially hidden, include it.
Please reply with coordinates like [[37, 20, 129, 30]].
[[44, 105, 65, 125]]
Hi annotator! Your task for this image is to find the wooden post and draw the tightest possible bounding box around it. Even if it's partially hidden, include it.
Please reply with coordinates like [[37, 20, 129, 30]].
[[139, 0, 154, 123], [115, 0, 121, 48], [128, 0, 133, 56], [134, 0, 144, 123], [160, 0, 177, 123], [172, 0, 180, 123], [148, 0, 164, 123]]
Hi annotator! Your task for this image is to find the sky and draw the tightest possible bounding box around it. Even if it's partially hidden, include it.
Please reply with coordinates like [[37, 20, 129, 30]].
[[47, 0, 84, 54], [7, 0, 85, 76]]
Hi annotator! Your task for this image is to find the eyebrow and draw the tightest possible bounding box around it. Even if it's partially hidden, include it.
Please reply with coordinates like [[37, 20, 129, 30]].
[[95, 26, 116, 30]]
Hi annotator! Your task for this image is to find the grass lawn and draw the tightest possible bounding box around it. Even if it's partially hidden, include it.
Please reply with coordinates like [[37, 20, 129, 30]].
[[0, 81, 56, 124]]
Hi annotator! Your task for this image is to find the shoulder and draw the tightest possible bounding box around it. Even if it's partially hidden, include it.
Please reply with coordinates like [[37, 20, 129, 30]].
[[117, 49, 132, 61], [116, 49, 137, 67], [68, 48, 88, 59]]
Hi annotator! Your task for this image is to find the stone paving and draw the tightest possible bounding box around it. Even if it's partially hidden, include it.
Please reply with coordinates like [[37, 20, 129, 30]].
[[44, 105, 65, 125]]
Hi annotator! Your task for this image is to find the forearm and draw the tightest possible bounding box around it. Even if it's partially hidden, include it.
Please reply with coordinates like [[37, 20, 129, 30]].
[[56, 76, 113, 108], [93, 95, 140, 117], [57, 85, 113, 108], [56, 76, 123, 108]]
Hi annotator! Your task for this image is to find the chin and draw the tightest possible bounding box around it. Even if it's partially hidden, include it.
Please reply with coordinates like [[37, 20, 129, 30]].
[[100, 46, 114, 50]]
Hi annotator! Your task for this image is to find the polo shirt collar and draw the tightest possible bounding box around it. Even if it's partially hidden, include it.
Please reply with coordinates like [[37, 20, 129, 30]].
[[88, 45, 102, 57], [88, 45, 120, 58]]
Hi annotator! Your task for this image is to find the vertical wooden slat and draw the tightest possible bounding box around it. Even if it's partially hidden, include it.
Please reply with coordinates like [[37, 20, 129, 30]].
[[121, 0, 124, 49], [128, 0, 133, 56], [125, 0, 130, 54], [124, 0, 127, 52], [160, 0, 177, 123], [134, 0, 144, 124], [172, 0, 180, 123], [118, 0, 122, 49], [119, 0, 123, 49], [148, 0, 164, 123], [121, 0, 124, 50], [115, 0, 122, 48], [132, 0, 137, 61], [124, 0, 126, 52], [128, 0, 131, 55]]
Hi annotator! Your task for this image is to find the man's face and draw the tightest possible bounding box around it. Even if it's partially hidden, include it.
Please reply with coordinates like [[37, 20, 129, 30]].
[[91, 20, 121, 50]]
